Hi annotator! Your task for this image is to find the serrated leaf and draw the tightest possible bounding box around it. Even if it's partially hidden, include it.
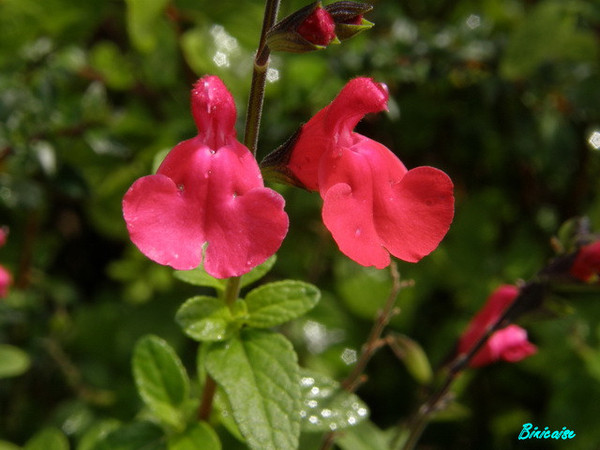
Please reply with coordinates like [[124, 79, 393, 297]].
[[245, 280, 320, 328], [239, 255, 277, 288], [24, 427, 69, 450], [0, 344, 31, 379], [299, 369, 369, 432], [173, 268, 226, 292], [95, 421, 165, 450], [132, 335, 190, 429], [206, 329, 301, 450], [167, 422, 221, 450], [175, 296, 244, 342]]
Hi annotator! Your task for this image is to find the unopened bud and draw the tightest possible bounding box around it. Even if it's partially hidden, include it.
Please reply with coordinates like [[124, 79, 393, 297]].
[[267, 2, 338, 53]]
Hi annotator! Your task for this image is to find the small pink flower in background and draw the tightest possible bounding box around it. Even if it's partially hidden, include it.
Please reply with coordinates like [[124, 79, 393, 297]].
[[297, 5, 336, 46], [458, 285, 537, 368], [285, 77, 454, 268], [123, 76, 289, 279], [570, 241, 600, 282], [0, 265, 11, 298]]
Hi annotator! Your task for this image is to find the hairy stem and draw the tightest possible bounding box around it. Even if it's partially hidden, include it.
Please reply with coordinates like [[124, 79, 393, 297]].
[[243, 0, 280, 155]]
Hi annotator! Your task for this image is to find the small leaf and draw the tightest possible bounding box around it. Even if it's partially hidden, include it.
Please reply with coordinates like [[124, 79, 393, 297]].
[[125, 0, 170, 52], [0, 344, 31, 379], [167, 422, 221, 450], [24, 427, 69, 450], [78, 419, 121, 450], [336, 420, 390, 450], [206, 329, 301, 450], [175, 296, 244, 342], [95, 421, 165, 450], [173, 268, 226, 292], [245, 280, 320, 328], [240, 255, 277, 288], [0, 440, 20, 450], [132, 335, 190, 429], [299, 369, 369, 432], [389, 334, 433, 385]]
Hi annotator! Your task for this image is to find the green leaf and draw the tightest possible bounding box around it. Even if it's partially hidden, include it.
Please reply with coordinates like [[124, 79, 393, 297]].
[[298, 369, 369, 432], [239, 255, 277, 288], [95, 421, 165, 450], [245, 280, 320, 328], [0, 344, 31, 379], [78, 419, 121, 450], [175, 296, 245, 342], [389, 334, 433, 385], [24, 427, 69, 450], [167, 422, 221, 450], [124, 0, 170, 52], [173, 268, 226, 292], [206, 329, 301, 450], [132, 335, 190, 429], [0, 440, 20, 450], [336, 420, 390, 450]]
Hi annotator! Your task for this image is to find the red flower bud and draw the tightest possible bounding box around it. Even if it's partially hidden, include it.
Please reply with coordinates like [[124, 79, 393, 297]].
[[570, 241, 600, 282], [297, 6, 336, 46]]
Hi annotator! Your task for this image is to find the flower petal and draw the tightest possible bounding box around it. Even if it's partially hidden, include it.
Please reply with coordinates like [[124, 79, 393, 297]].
[[374, 166, 454, 263], [204, 188, 289, 278], [320, 148, 390, 268], [123, 173, 205, 270]]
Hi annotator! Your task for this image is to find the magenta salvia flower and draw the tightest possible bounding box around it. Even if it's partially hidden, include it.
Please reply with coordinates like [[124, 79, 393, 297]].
[[570, 241, 600, 282], [458, 285, 537, 368], [123, 76, 289, 279], [284, 77, 454, 268]]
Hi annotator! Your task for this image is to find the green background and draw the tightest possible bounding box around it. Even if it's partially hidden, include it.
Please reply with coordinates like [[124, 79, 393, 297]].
[[1, 0, 599, 448]]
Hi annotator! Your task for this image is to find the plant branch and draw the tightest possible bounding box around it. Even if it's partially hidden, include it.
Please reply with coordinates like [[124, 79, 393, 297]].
[[320, 262, 409, 450], [397, 280, 546, 450], [243, 0, 280, 155]]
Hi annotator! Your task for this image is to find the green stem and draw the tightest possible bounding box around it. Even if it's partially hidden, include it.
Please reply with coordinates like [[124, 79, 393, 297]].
[[243, 0, 280, 155]]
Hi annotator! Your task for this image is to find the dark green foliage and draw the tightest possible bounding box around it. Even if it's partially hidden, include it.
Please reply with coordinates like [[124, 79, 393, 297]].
[[1, 0, 599, 448]]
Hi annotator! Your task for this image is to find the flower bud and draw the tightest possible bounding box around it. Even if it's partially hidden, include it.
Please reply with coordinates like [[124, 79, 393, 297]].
[[325, 1, 374, 41], [267, 2, 338, 53], [570, 241, 600, 282]]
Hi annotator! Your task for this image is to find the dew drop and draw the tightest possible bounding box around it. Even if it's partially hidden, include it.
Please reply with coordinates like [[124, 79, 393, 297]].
[[178, 184, 185, 191], [329, 423, 338, 431], [308, 415, 320, 424], [301, 377, 315, 387], [347, 416, 357, 425], [310, 386, 320, 395], [321, 408, 332, 418], [306, 400, 318, 408], [300, 410, 307, 418], [354, 228, 361, 237], [210, 149, 216, 154], [357, 407, 368, 417]]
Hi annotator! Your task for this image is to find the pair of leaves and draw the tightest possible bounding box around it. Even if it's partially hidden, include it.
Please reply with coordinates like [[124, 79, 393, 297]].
[[175, 255, 320, 342], [176, 280, 320, 342]]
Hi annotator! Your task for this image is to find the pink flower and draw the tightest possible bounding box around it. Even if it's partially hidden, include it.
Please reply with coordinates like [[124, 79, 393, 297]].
[[297, 5, 336, 46], [123, 76, 289, 279], [570, 241, 600, 282], [458, 285, 537, 368], [0, 265, 11, 298], [285, 77, 454, 268]]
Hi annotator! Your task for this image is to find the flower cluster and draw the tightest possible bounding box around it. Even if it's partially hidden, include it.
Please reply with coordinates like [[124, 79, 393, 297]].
[[123, 76, 288, 279], [458, 285, 537, 367], [266, 77, 455, 269]]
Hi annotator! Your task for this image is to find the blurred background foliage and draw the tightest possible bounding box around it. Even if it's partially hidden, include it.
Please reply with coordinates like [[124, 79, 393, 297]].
[[0, 0, 599, 448]]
